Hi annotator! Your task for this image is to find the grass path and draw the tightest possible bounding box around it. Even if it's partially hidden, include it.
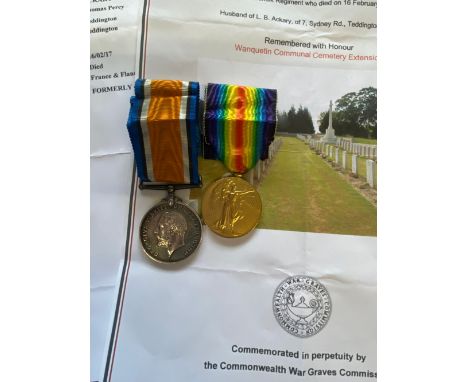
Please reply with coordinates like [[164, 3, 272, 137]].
[[257, 137, 376, 236], [350, 137, 377, 145]]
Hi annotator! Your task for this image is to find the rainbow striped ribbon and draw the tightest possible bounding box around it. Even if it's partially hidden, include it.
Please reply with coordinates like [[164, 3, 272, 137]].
[[204, 83, 277, 174], [127, 79, 200, 185]]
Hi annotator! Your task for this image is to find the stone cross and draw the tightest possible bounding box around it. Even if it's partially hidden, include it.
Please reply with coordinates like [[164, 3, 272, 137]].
[[320, 100, 337, 144]]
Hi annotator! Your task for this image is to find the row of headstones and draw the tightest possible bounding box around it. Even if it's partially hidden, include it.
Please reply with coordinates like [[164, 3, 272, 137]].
[[299, 134, 377, 160], [309, 140, 376, 188], [296, 134, 313, 143], [336, 137, 352, 144], [338, 139, 377, 160], [246, 138, 283, 185]]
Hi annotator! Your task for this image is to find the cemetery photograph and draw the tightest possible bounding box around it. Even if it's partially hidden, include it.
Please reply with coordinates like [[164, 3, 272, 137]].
[[193, 60, 377, 236]]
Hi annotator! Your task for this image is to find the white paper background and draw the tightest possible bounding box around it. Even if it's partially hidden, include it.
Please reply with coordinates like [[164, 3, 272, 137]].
[[93, 0, 377, 380], [110, 221, 376, 381], [143, 0, 377, 71], [90, 0, 141, 379]]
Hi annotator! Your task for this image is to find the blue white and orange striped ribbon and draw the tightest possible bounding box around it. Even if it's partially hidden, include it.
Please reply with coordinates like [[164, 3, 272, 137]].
[[127, 79, 201, 185]]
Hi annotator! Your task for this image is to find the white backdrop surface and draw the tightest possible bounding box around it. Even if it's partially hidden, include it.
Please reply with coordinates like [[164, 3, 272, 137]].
[[91, 0, 377, 380]]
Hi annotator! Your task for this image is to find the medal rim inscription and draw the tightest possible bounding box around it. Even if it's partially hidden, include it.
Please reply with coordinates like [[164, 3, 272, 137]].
[[139, 199, 202, 264], [201, 176, 262, 238], [273, 275, 332, 338]]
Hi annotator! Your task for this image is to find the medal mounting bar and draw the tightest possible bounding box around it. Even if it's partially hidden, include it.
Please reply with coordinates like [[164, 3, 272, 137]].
[[139, 180, 202, 207], [138, 179, 202, 191]]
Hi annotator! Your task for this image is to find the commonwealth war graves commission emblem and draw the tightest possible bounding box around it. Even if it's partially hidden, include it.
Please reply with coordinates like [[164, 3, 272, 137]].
[[273, 276, 332, 338]]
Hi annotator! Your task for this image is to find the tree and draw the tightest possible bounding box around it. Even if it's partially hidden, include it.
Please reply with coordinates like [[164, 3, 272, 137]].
[[319, 87, 377, 138], [277, 105, 315, 134]]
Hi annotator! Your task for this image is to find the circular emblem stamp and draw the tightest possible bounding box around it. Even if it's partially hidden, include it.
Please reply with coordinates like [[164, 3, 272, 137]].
[[273, 275, 332, 338]]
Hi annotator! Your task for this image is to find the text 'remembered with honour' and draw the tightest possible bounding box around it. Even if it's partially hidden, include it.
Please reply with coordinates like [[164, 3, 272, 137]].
[[127, 79, 202, 263], [202, 83, 277, 237]]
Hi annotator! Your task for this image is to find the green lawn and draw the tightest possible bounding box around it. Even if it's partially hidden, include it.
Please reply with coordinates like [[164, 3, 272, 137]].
[[193, 137, 376, 236], [351, 137, 377, 145]]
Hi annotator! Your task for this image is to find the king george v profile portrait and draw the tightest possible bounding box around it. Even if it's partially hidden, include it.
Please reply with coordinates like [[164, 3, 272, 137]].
[[154, 210, 188, 257]]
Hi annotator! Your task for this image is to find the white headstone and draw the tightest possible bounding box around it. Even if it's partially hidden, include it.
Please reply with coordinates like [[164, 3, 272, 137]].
[[335, 148, 339, 163], [342, 151, 347, 168], [366, 159, 375, 188], [247, 169, 254, 184], [255, 161, 261, 180], [352, 154, 358, 175]]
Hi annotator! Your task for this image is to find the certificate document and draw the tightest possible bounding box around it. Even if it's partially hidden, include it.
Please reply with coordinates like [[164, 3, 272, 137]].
[[98, 1, 377, 381]]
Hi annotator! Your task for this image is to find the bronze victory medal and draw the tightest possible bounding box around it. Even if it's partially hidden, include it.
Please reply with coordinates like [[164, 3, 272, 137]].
[[201, 176, 262, 238], [140, 199, 202, 263]]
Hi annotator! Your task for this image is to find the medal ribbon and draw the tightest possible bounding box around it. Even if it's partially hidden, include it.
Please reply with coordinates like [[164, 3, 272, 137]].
[[204, 83, 277, 174], [127, 79, 201, 185]]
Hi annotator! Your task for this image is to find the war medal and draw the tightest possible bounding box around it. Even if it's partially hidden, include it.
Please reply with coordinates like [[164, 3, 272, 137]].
[[202, 83, 277, 238], [127, 79, 202, 263]]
